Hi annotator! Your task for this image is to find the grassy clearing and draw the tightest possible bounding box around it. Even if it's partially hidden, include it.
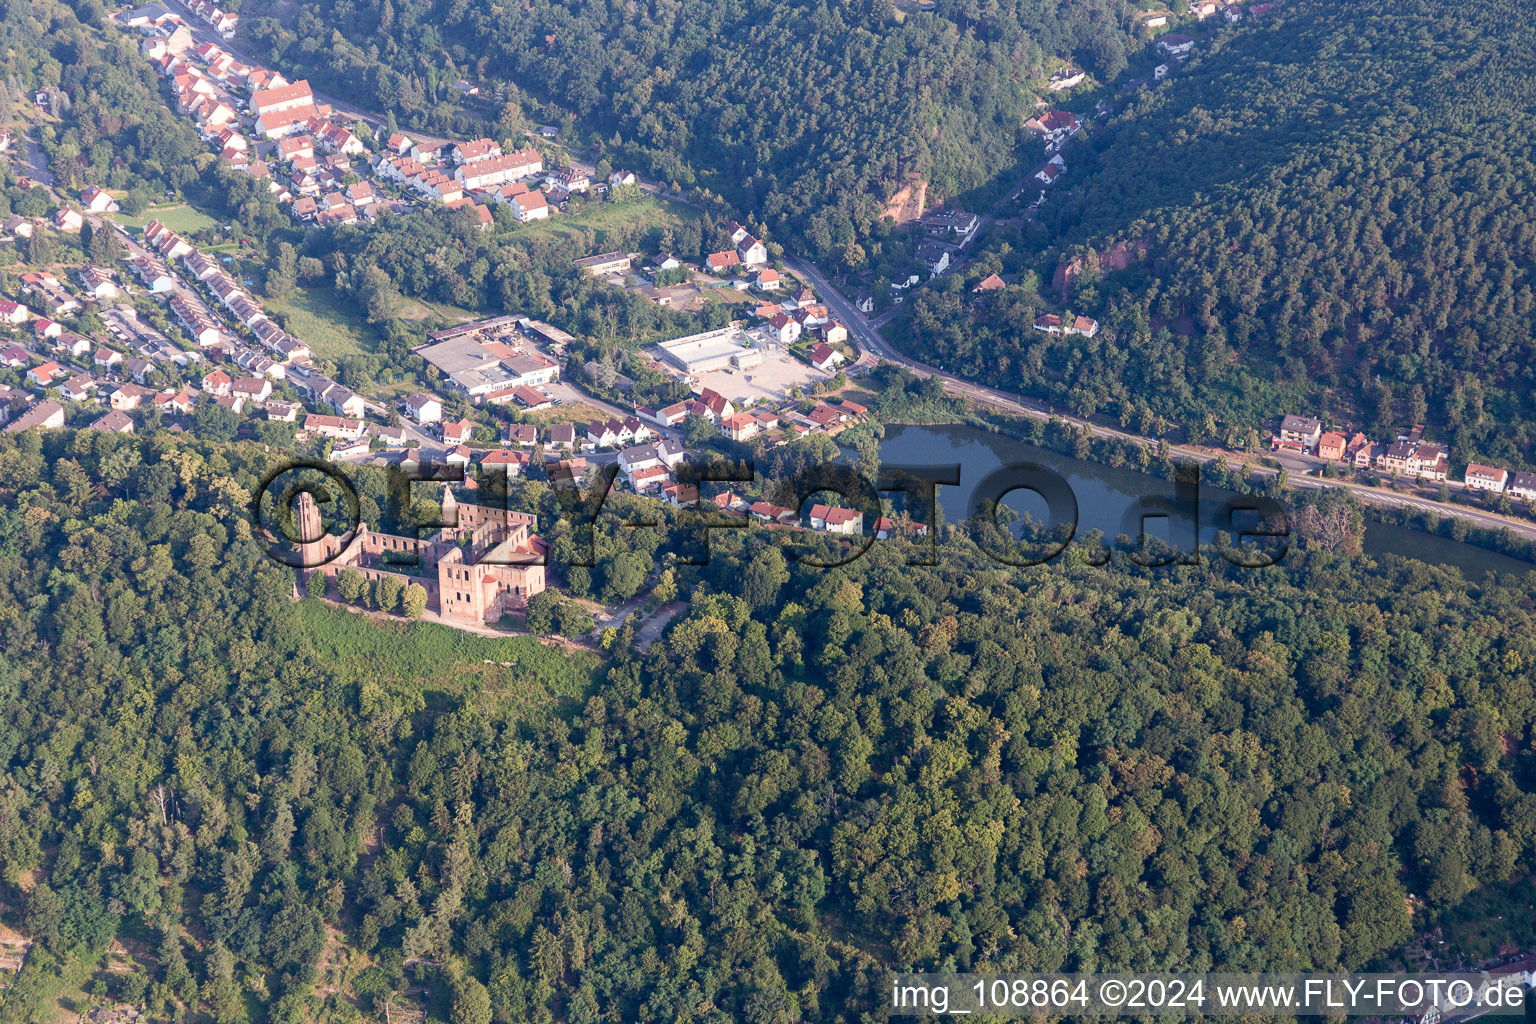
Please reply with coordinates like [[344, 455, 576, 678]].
[[266, 285, 486, 363], [402, 297, 483, 324], [521, 402, 604, 425], [517, 194, 696, 245], [297, 599, 601, 714], [265, 286, 374, 360], [110, 202, 219, 236]]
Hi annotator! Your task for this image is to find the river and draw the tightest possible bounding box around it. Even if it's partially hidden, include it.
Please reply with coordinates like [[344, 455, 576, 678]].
[[879, 424, 1535, 578]]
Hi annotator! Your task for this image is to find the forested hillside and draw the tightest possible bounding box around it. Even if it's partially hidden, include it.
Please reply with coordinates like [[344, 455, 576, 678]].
[[248, 0, 1136, 253], [3, 429, 1536, 1022], [902, 0, 1536, 466], [0, 0, 209, 199]]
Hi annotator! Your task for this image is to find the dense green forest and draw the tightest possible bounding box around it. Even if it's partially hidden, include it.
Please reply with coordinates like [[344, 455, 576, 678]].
[[3, 428, 1536, 1022], [899, 0, 1536, 466], [0, 0, 209, 201], [246, 0, 1138, 254]]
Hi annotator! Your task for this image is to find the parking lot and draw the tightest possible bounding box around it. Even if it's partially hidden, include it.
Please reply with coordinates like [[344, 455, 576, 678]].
[[691, 351, 830, 407]]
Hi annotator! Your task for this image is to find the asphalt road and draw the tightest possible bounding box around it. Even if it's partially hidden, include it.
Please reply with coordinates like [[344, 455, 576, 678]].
[[788, 257, 1536, 543], [19, 129, 53, 186], [129, 11, 1536, 547]]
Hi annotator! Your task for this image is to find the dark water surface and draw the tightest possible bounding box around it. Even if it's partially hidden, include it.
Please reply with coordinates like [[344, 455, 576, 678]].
[[879, 423, 1534, 577]]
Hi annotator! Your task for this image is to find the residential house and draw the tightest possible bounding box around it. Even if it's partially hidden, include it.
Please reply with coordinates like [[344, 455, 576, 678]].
[[1508, 472, 1536, 502], [443, 418, 474, 445], [915, 242, 952, 276], [1353, 441, 1381, 470], [721, 412, 759, 442], [480, 449, 531, 477], [585, 417, 631, 448], [124, 356, 154, 385], [736, 234, 768, 266], [551, 166, 590, 193], [130, 255, 176, 292], [1465, 464, 1509, 493], [303, 414, 366, 440], [1035, 154, 1066, 185], [250, 79, 313, 117], [1344, 432, 1373, 464], [27, 362, 64, 387], [767, 312, 801, 345], [920, 209, 981, 243], [809, 343, 844, 372], [806, 404, 849, 431], [202, 369, 232, 395], [78, 266, 121, 300], [748, 501, 797, 525], [510, 190, 550, 222], [81, 186, 121, 213], [1065, 315, 1100, 337], [53, 208, 85, 232], [264, 400, 300, 421], [404, 392, 443, 424], [1157, 33, 1195, 57], [618, 442, 671, 478], [1378, 441, 1415, 476], [707, 250, 742, 274], [4, 400, 65, 433], [0, 299, 30, 325], [504, 423, 538, 447], [231, 376, 272, 403], [59, 375, 97, 403], [459, 151, 543, 190], [697, 388, 734, 423], [109, 384, 151, 411], [370, 423, 407, 446], [1276, 415, 1323, 451], [1048, 68, 1086, 91], [0, 386, 27, 425], [974, 273, 1006, 292], [1407, 442, 1449, 481], [277, 135, 315, 163], [322, 384, 365, 418], [55, 334, 93, 359], [810, 504, 862, 535], [453, 138, 502, 164], [1024, 110, 1079, 139], [754, 268, 781, 291], [661, 481, 699, 507], [1317, 432, 1347, 461]]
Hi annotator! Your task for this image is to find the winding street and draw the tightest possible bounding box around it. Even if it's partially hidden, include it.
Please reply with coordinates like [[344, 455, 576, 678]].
[[787, 257, 1536, 545], [128, 9, 1536, 548]]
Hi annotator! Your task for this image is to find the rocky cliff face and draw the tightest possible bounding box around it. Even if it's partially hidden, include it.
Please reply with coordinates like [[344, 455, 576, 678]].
[[882, 178, 928, 225]]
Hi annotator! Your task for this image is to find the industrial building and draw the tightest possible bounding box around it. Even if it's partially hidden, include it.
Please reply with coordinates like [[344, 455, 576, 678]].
[[655, 326, 764, 373]]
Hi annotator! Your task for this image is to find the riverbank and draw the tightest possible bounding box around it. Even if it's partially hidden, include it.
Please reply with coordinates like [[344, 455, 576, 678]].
[[877, 420, 1536, 577]]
